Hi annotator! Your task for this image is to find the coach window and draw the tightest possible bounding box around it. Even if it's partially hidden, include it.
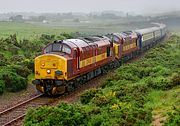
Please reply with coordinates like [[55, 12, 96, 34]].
[[107, 47, 110, 57]]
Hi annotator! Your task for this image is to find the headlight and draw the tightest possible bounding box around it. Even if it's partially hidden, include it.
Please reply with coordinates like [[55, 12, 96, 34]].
[[47, 69, 51, 74]]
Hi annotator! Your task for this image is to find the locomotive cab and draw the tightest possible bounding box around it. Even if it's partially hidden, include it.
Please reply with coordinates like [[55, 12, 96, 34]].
[[32, 41, 72, 95]]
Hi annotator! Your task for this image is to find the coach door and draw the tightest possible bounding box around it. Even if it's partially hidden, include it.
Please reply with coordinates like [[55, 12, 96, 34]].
[[137, 34, 142, 49]]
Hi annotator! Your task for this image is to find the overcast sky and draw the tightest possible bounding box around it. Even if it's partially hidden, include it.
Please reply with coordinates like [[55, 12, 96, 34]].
[[0, 0, 180, 14]]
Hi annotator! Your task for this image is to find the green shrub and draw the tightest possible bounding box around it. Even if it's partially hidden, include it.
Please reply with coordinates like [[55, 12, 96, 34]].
[[88, 113, 107, 126], [0, 53, 8, 66], [11, 65, 31, 78], [0, 80, 5, 95], [24, 103, 87, 126], [8, 45, 20, 55], [93, 95, 109, 106], [101, 79, 115, 88], [164, 107, 180, 126], [59, 33, 73, 39], [39, 34, 56, 45], [171, 73, 180, 86], [18, 59, 34, 73], [80, 89, 100, 104], [147, 76, 175, 90], [10, 55, 25, 62], [151, 65, 171, 77], [115, 84, 149, 106], [0, 71, 27, 92]]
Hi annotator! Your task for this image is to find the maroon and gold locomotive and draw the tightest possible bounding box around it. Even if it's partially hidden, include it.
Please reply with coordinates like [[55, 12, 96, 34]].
[[32, 24, 166, 95]]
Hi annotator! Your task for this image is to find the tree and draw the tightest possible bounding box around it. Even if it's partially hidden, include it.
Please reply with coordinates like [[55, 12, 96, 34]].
[[9, 15, 24, 22]]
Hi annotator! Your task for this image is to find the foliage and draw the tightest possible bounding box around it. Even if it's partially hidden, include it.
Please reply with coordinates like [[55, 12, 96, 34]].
[[24, 34, 180, 125], [80, 89, 100, 104], [164, 107, 180, 126], [171, 73, 180, 86], [0, 32, 74, 94], [24, 103, 87, 126], [0, 69, 27, 92], [0, 80, 5, 95], [10, 65, 31, 78]]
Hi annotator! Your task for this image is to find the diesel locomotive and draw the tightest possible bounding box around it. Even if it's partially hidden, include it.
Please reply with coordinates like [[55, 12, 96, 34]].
[[32, 23, 167, 95]]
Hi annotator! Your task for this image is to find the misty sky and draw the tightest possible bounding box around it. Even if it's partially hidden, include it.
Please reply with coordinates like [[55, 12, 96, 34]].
[[0, 0, 180, 14]]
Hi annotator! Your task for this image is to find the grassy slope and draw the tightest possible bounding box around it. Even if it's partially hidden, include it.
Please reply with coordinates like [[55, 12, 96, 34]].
[[0, 21, 153, 39], [24, 35, 180, 126], [146, 87, 180, 125], [0, 22, 74, 39]]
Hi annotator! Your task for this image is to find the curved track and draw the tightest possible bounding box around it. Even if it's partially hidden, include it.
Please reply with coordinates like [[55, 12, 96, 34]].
[[0, 73, 111, 126], [0, 94, 45, 126]]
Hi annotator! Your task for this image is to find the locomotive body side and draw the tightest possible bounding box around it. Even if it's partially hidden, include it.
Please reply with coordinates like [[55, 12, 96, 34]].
[[33, 37, 115, 95]]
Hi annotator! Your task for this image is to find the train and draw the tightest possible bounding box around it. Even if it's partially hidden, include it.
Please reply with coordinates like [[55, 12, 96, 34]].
[[32, 23, 167, 95]]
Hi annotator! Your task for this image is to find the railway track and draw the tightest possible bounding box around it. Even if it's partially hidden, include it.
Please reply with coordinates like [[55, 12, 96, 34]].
[[0, 94, 47, 126], [0, 73, 110, 126]]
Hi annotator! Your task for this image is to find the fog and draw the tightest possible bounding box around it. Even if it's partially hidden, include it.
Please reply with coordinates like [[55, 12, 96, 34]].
[[0, 0, 180, 14]]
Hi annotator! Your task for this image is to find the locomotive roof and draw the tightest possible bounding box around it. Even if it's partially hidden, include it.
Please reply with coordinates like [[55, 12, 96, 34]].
[[112, 33, 122, 38], [65, 39, 89, 48], [112, 31, 137, 40], [62, 37, 110, 51]]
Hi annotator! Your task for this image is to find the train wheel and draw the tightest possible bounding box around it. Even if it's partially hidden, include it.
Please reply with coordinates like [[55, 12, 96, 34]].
[[56, 86, 66, 94], [66, 81, 75, 93], [114, 60, 120, 68]]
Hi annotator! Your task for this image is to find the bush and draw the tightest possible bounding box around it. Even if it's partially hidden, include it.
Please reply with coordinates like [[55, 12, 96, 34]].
[[0, 53, 7, 66], [164, 107, 180, 126], [11, 65, 31, 78], [19, 39, 44, 56], [24, 103, 87, 126], [115, 84, 149, 106], [39, 34, 56, 45], [10, 55, 25, 62], [0, 80, 5, 95], [171, 73, 180, 86], [8, 45, 20, 55], [0, 71, 27, 92], [18, 59, 34, 73], [80, 89, 100, 104], [147, 76, 176, 90], [93, 95, 109, 106], [59, 33, 73, 39]]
